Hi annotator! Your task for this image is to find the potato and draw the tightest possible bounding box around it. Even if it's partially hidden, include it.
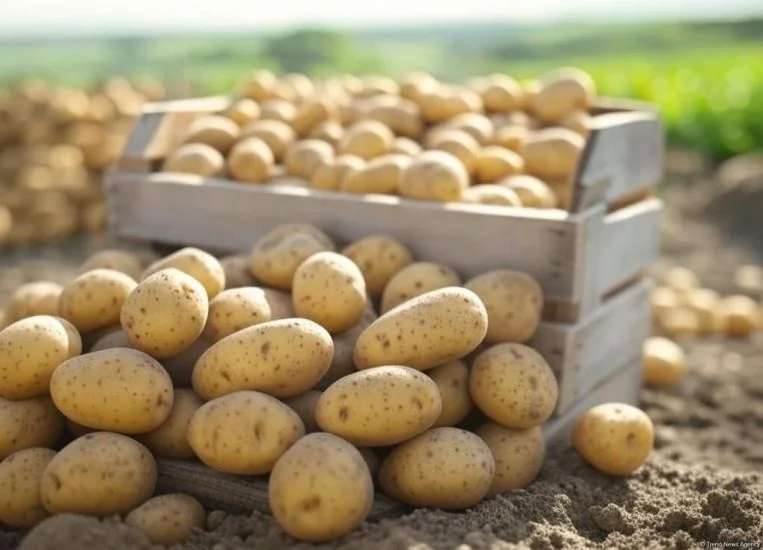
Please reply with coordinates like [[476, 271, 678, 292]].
[[719, 295, 761, 337], [250, 223, 335, 290], [204, 287, 283, 342], [573, 403, 653, 475], [380, 261, 462, 314], [292, 97, 339, 137], [521, 128, 585, 180], [365, 102, 424, 140], [735, 264, 763, 294], [659, 306, 700, 339], [0, 316, 77, 400], [341, 235, 414, 299], [121, 268, 209, 359], [282, 73, 315, 100], [356, 287, 487, 371], [192, 318, 333, 400], [159, 338, 213, 388], [188, 390, 305, 474], [0, 206, 10, 244], [227, 137, 274, 184], [378, 427, 495, 509], [142, 247, 225, 299], [683, 288, 723, 333], [134, 388, 203, 459], [476, 422, 545, 495], [462, 184, 522, 207], [560, 110, 591, 138], [0, 396, 63, 460], [663, 266, 699, 293], [316, 365, 441, 446], [282, 391, 322, 433], [447, 112, 494, 145], [58, 269, 137, 333], [428, 361, 473, 428], [79, 249, 143, 280], [124, 493, 205, 545], [475, 146, 524, 183], [650, 285, 683, 322], [398, 150, 469, 202], [5, 282, 62, 321], [341, 153, 410, 195], [309, 120, 344, 147], [429, 129, 481, 175], [221, 98, 260, 127], [310, 154, 365, 191], [399, 72, 439, 101], [235, 69, 280, 102], [183, 115, 239, 153], [530, 67, 596, 124], [39, 432, 157, 515], [480, 74, 523, 113], [470, 343, 558, 429], [260, 99, 297, 124], [390, 137, 422, 156], [240, 119, 296, 161], [284, 139, 334, 180], [0, 447, 56, 528], [314, 306, 377, 391], [357, 447, 380, 477], [491, 125, 529, 152], [642, 336, 687, 388], [337, 120, 393, 161], [219, 254, 258, 289], [499, 175, 558, 209], [89, 327, 133, 352], [161, 143, 225, 177]]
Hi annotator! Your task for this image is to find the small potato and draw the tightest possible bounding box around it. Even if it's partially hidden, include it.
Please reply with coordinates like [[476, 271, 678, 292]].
[[650, 285, 683, 322], [283, 391, 322, 433], [734, 264, 763, 294], [0, 396, 64, 460], [284, 139, 334, 180], [5, 282, 62, 321], [314, 306, 377, 390], [470, 343, 558, 429], [79, 249, 143, 280], [683, 288, 723, 333], [643, 337, 687, 388], [499, 175, 558, 209], [160, 338, 213, 388], [341, 153, 411, 195], [560, 110, 591, 138], [240, 119, 296, 161], [530, 67, 596, 124], [51, 348, 174, 434], [365, 102, 424, 140], [142, 247, 225, 299], [51, 317, 83, 359], [462, 184, 522, 207], [291, 97, 339, 138], [480, 74, 523, 113], [39, 432, 157, 516], [719, 295, 761, 337], [663, 266, 699, 294], [221, 98, 261, 127], [316, 366, 442, 446], [341, 235, 414, 299], [429, 129, 481, 175], [59, 269, 137, 332], [378, 427, 495, 509], [204, 287, 280, 342], [447, 112, 494, 145], [161, 143, 225, 177], [356, 287, 488, 371], [125, 493, 205, 545], [380, 261, 461, 314], [188, 390, 305, 474], [390, 137, 422, 156], [121, 268, 209, 359], [476, 422, 545, 495], [428, 361, 473, 428], [475, 146, 524, 183], [250, 223, 335, 290], [659, 306, 700, 339], [573, 403, 654, 476], [89, 328, 134, 352], [465, 270, 544, 344], [227, 137, 274, 184], [491, 125, 529, 152], [338, 120, 394, 161], [269, 432, 373, 542], [0, 447, 56, 528], [183, 115, 239, 153], [310, 154, 365, 191], [192, 318, 333, 400], [521, 128, 585, 181], [219, 254, 258, 289], [399, 150, 469, 202], [260, 99, 297, 124], [137, 389, 204, 459], [309, 120, 344, 147]]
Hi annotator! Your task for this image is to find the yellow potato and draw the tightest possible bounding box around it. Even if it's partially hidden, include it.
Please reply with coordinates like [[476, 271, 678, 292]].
[[192, 318, 333, 400], [183, 115, 239, 153], [719, 295, 761, 337], [462, 184, 522, 207], [221, 98, 260, 127], [390, 137, 422, 156], [314, 306, 377, 390], [292, 97, 339, 138], [310, 154, 364, 191], [0, 396, 63, 460], [240, 119, 296, 161], [429, 129, 481, 175], [398, 150, 469, 202], [378, 427, 495, 509], [282, 391, 322, 433], [188, 390, 305, 474], [227, 137, 274, 184], [58, 269, 137, 332], [39, 432, 157, 516], [250, 223, 335, 290], [658, 306, 700, 339], [125, 493, 205, 545], [88, 328, 134, 352], [121, 268, 209, 359], [5, 282, 62, 322], [142, 247, 225, 299], [341, 153, 411, 195], [260, 99, 297, 124], [734, 264, 763, 294], [309, 120, 344, 147], [643, 337, 687, 388], [204, 287, 283, 342], [521, 128, 585, 180], [161, 143, 225, 177], [465, 269, 544, 344], [357, 447, 380, 477], [0, 206, 11, 244], [380, 261, 462, 314], [530, 67, 596, 124], [480, 74, 523, 113], [337, 120, 394, 161], [51, 317, 83, 359], [219, 254, 258, 289], [316, 365, 441, 446], [476, 422, 545, 495], [341, 235, 415, 299], [491, 125, 529, 152], [284, 139, 334, 180], [650, 286, 683, 322], [269, 433, 373, 543], [470, 343, 558, 429], [79, 249, 143, 280], [446, 112, 494, 145], [159, 338, 213, 388], [399, 72, 439, 101], [356, 287, 487, 371], [0, 315, 76, 399], [663, 266, 699, 293], [365, 102, 424, 140], [475, 146, 524, 183], [683, 288, 723, 333], [572, 403, 654, 476], [428, 361, 473, 428], [234, 69, 281, 102], [136, 389, 203, 459], [0, 447, 57, 528], [499, 174, 558, 209], [292, 252, 367, 334], [560, 110, 591, 138]]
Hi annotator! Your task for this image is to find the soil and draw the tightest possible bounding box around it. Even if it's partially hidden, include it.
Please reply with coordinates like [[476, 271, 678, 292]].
[[3, 164, 763, 550]]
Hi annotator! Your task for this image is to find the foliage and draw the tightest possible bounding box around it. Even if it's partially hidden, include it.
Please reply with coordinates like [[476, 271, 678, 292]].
[[263, 29, 348, 74]]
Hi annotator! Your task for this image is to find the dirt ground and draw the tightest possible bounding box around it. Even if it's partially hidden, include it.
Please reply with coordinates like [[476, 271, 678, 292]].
[[3, 162, 763, 550]]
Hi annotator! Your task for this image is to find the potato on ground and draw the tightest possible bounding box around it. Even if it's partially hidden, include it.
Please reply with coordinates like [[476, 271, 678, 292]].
[[719, 295, 761, 337], [380, 261, 462, 314], [462, 185, 522, 207], [226, 137, 274, 184], [0, 448, 57, 528], [314, 306, 377, 390], [643, 337, 687, 388], [474, 146, 524, 183], [316, 365, 441, 446], [378, 427, 495, 509], [663, 266, 699, 294], [78, 249, 143, 280], [121, 268, 209, 359], [650, 286, 683, 323], [476, 422, 545, 495], [683, 288, 723, 333], [499, 175, 558, 209], [188, 390, 305, 475], [341, 235, 414, 299], [310, 155, 365, 191], [269, 432, 374, 542], [183, 115, 239, 153], [283, 391, 322, 433], [341, 153, 411, 195], [284, 139, 334, 180], [142, 247, 225, 299], [192, 318, 333, 400], [521, 128, 585, 181], [204, 287, 282, 342], [573, 403, 654, 476], [39, 432, 157, 516], [161, 143, 225, 177], [125, 493, 206, 545], [0, 396, 64, 460], [658, 306, 701, 338], [398, 150, 469, 202], [5, 282, 62, 322], [58, 269, 137, 333], [470, 343, 558, 429], [137, 389, 204, 459], [240, 119, 296, 161], [428, 360, 473, 428]]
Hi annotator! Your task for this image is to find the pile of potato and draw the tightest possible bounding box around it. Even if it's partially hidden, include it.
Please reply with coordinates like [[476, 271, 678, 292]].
[[160, 68, 597, 211], [0, 223, 654, 544], [0, 77, 165, 246]]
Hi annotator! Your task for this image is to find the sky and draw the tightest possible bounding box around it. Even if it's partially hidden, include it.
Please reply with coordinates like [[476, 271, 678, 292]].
[[0, 0, 761, 36]]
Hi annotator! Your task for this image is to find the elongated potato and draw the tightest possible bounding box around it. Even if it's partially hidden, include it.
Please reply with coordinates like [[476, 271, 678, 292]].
[[341, 154, 411, 195], [476, 422, 545, 495], [161, 143, 224, 177], [428, 361, 473, 428], [474, 146, 524, 183], [530, 67, 596, 124], [142, 247, 225, 299], [521, 128, 585, 180], [499, 175, 558, 209], [0, 447, 57, 528], [183, 115, 239, 153], [0, 396, 64, 460], [380, 262, 462, 314], [310, 155, 365, 191], [462, 184, 522, 207], [341, 235, 414, 299]]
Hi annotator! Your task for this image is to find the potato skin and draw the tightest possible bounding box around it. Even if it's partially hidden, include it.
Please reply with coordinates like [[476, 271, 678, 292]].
[[398, 150, 469, 202], [125, 493, 206, 545], [521, 128, 585, 180], [573, 403, 654, 476], [0, 447, 57, 528], [161, 143, 224, 177], [269, 432, 374, 542], [315, 365, 442, 446], [79, 249, 143, 281], [121, 268, 209, 359], [5, 282, 62, 322], [142, 247, 225, 299], [188, 391, 305, 475], [137, 389, 204, 458], [643, 337, 687, 388], [282, 391, 322, 433], [219, 254, 258, 289], [315, 305, 377, 390], [476, 422, 545, 496], [341, 235, 414, 299], [428, 361, 473, 428], [378, 427, 495, 509], [470, 343, 558, 429], [50, 348, 174, 434], [160, 338, 213, 388], [380, 262, 461, 314], [39, 432, 157, 516], [193, 318, 333, 400], [0, 396, 64, 460], [58, 269, 137, 332], [204, 287, 277, 342], [355, 287, 488, 371]]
